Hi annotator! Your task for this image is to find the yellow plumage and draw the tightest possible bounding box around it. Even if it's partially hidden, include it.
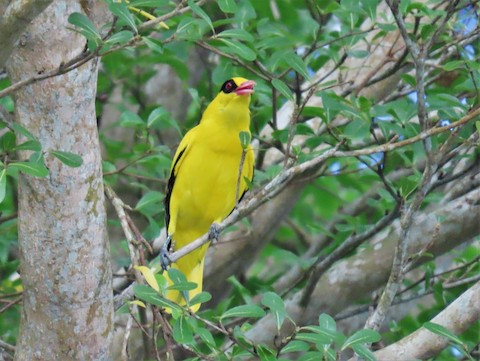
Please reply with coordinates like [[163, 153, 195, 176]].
[[164, 77, 255, 312]]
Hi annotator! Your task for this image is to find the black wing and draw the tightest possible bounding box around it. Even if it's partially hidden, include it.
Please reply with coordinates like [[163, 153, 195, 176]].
[[164, 146, 187, 233]]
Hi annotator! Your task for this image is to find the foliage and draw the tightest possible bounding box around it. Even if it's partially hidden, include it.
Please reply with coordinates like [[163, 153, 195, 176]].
[[1, 0, 479, 360]]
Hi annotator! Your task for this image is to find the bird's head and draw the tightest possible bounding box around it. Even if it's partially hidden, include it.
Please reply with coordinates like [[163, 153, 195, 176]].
[[219, 77, 256, 97], [209, 77, 256, 110], [201, 77, 255, 129]]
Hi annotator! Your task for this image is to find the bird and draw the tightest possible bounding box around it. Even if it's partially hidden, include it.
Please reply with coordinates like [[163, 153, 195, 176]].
[[162, 77, 255, 313]]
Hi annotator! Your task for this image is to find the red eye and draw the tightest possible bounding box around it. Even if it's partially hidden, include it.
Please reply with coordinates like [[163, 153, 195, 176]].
[[221, 79, 237, 94]]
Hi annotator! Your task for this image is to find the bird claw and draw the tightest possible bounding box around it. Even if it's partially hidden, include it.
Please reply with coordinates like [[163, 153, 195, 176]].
[[160, 235, 173, 271], [208, 222, 221, 243]]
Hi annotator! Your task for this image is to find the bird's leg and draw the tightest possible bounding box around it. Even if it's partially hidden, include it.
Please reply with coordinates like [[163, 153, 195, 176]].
[[208, 222, 221, 243], [160, 235, 174, 271]]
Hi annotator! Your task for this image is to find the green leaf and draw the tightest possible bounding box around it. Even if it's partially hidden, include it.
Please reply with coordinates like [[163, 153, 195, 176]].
[[218, 28, 253, 42], [261, 292, 286, 331], [188, 0, 214, 34], [324, 347, 336, 361], [218, 38, 256, 61], [341, 329, 381, 350], [167, 282, 197, 292], [166, 268, 197, 293], [133, 284, 181, 311], [351, 344, 377, 361], [420, 23, 435, 40], [143, 37, 163, 54], [220, 304, 266, 319], [239, 131, 251, 149], [377, 22, 397, 32], [167, 268, 187, 285], [301, 326, 337, 343], [13, 140, 42, 152], [116, 302, 130, 315], [280, 340, 310, 354], [0, 168, 6, 204], [173, 315, 194, 344], [109, 1, 137, 32], [284, 52, 311, 80], [8, 161, 49, 178], [257, 345, 276, 361], [176, 17, 206, 41], [119, 111, 145, 128], [423, 322, 465, 345], [296, 332, 331, 345], [476, 121, 480, 135], [154, 273, 168, 293], [49, 150, 83, 168], [319, 313, 337, 331], [196, 327, 216, 348], [401, 73, 416, 87], [105, 30, 134, 45], [299, 352, 325, 361], [443, 60, 465, 71], [272, 79, 294, 101], [361, 0, 380, 20], [147, 107, 169, 128], [10, 123, 36, 140], [130, 0, 169, 6], [135, 191, 162, 212], [346, 50, 370, 58], [189, 291, 211, 306], [29, 151, 47, 167], [218, 0, 238, 13], [0, 131, 16, 151], [68, 13, 102, 50]]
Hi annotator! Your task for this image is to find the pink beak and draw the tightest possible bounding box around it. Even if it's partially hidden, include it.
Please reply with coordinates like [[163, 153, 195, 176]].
[[234, 80, 256, 96]]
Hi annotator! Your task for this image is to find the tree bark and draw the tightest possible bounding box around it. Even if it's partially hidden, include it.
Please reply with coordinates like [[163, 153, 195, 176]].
[[0, 0, 53, 68], [6, 1, 113, 360]]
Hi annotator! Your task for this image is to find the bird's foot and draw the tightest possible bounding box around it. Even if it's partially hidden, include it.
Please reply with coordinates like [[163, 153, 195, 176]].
[[160, 235, 173, 271], [208, 222, 221, 243]]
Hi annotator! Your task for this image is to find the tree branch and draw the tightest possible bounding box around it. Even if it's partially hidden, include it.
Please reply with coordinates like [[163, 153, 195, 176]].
[[367, 281, 480, 361]]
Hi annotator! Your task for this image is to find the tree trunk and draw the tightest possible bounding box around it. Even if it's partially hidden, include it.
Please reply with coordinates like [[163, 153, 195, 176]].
[[6, 2, 113, 360]]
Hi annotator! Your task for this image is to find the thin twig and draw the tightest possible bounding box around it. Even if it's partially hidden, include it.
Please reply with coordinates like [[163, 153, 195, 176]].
[[121, 308, 134, 361], [105, 185, 143, 281], [0, 339, 15, 353], [299, 201, 401, 306], [0, 104, 14, 130], [0, 297, 21, 313], [284, 86, 318, 168], [235, 148, 247, 205], [0, 213, 17, 224], [103, 151, 154, 176], [154, 308, 175, 361]]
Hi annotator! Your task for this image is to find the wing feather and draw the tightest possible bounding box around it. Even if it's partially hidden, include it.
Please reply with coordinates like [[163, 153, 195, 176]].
[[164, 128, 198, 233], [164, 146, 186, 232]]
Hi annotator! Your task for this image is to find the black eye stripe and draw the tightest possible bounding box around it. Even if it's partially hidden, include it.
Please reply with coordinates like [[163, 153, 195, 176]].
[[220, 79, 237, 94]]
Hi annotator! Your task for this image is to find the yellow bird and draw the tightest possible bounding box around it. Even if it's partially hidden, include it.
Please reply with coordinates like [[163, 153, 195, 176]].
[[162, 77, 255, 312]]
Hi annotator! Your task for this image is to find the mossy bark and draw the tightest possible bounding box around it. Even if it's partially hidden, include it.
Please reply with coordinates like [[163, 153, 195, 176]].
[[6, 2, 113, 360]]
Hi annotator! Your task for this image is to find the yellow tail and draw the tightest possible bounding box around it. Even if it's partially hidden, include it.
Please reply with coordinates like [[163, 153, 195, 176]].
[[164, 243, 208, 313]]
